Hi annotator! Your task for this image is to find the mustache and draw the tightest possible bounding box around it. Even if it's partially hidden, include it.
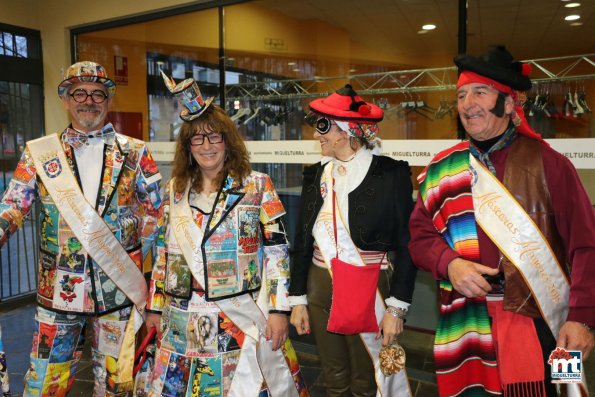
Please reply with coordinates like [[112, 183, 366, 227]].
[[77, 105, 100, 112]]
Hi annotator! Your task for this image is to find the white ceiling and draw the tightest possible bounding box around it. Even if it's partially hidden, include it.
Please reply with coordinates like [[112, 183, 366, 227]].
[[255, 0, 595, 67]]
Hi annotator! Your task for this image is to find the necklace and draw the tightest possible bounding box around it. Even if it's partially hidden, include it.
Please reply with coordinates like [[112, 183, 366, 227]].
[[335, 152, 357, 176]]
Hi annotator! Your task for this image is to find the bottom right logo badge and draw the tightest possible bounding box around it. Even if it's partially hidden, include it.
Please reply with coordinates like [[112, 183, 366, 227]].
[[548, 347, 582, 383]]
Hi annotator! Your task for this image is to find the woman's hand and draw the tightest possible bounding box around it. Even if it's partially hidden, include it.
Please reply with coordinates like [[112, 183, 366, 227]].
[[290, 305, 311, 335], [376, 312, 404, 346], [145, 312, 162, 339], [266, 313, 289, 351]]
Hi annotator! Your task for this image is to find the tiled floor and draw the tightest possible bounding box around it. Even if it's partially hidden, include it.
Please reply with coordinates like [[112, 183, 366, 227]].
[[1, 299, 593, 396]]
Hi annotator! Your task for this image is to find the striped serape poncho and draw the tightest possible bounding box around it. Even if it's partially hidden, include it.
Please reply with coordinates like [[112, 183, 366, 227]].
[[418, 141, 502, 397]]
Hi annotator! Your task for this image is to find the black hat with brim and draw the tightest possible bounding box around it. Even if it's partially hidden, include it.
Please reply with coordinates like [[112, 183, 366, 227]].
[[454, 45, 532, 91]]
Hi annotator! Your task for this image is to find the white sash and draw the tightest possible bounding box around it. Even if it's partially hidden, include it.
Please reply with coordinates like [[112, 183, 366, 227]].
[[27, 134, 147, 318], [169, 180, 298, 397], [312, 163, 412, 397], [470, 154, 569, 335], [470, 155, 589, 396]]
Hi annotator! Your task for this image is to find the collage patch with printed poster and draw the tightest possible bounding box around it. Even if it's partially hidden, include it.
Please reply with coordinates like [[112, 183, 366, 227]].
[[166, 253, 192, 297], [38, 249, 57, 299], [161, 352, 192, 397], [205, 252, 238, 299], [161, 307, 190, 354], [238, 253, 262, 293], [204, 216, 237, 253], [237, 206, 260, 255], [187, 355, 222, 397], [216, 313, 243, 353], [186, 311, 218, 355], [39, 203, 59, 253], [221, 351, 240, 396]]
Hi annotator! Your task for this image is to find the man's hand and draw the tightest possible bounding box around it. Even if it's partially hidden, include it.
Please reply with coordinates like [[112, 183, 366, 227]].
[[145, 312, 162, 339], [290, 304, 311, 335], [447, 258, 499, 298], [266, 313, 289, 351], [557, 321, 595, 360], [376, 312, 404, 346]]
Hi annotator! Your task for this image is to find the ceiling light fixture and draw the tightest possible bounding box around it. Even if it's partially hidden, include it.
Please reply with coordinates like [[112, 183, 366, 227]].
[[564, 14, 580, 20], [422, 24, 436, 30], [564, 2, 581, 7], [288, 61, 296, 66]]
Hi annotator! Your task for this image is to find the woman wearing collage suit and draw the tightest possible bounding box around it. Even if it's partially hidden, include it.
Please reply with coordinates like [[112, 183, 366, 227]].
[[144, 72, 309, 397]]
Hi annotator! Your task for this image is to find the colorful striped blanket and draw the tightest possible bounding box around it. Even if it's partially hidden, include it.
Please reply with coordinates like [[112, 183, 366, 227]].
[[418, 141, 502, 397]]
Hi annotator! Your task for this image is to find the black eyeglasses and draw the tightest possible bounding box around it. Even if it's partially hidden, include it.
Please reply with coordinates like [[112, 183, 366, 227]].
[[315, 117, 335, 134], [190, 133, 224, 146], [69, 89, 108, 104]]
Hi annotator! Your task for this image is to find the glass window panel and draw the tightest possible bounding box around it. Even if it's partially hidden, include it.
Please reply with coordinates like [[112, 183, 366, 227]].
[[0, 82, 43, 162], [15, 35, 27, 57], [76, 7, 220, 144], [2, 32, 14, 56]]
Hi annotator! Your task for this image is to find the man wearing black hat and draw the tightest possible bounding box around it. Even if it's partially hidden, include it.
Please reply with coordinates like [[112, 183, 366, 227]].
[[0, 61, 162, 396], [409, 46, 594, 397]]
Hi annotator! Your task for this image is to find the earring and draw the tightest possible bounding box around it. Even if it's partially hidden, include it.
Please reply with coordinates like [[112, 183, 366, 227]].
[[512, 111, 521, 127]]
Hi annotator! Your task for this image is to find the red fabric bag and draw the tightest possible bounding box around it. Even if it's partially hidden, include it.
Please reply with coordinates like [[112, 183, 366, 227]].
[[326, 185, 381, 334], [327, 258, 381, 334]]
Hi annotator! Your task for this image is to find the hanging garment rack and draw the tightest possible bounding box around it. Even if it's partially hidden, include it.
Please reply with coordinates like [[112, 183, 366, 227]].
[[225, 54, 595, 102]]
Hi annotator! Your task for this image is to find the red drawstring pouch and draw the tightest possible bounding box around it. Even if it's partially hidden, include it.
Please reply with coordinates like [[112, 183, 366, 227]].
[[327, 258, 381, 334]]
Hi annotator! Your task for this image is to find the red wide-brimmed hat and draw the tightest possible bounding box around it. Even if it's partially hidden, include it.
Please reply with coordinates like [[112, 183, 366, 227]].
[[309, 84, 383, 123]]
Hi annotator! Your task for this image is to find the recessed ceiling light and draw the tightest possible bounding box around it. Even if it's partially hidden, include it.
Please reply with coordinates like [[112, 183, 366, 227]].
[[422, 24, 436, 30], [565, 2, 580, 7], [288, 62, 296, 66], [292, 68, 300, 72], [570, 21, 583, 26], [565, 14, 580, 20], [417, 30, 429, 34], [349, 68, 357, 73]]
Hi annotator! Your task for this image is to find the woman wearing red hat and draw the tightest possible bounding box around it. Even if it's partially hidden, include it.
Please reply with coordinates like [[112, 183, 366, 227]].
[[289, 85, 416, 396]]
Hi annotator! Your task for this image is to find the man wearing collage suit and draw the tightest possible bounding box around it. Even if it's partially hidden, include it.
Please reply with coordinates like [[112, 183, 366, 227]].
[[0, 61, 162, 397]]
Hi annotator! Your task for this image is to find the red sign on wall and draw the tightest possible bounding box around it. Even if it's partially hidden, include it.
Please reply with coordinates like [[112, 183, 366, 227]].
[[114, 56, 128, 85]]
